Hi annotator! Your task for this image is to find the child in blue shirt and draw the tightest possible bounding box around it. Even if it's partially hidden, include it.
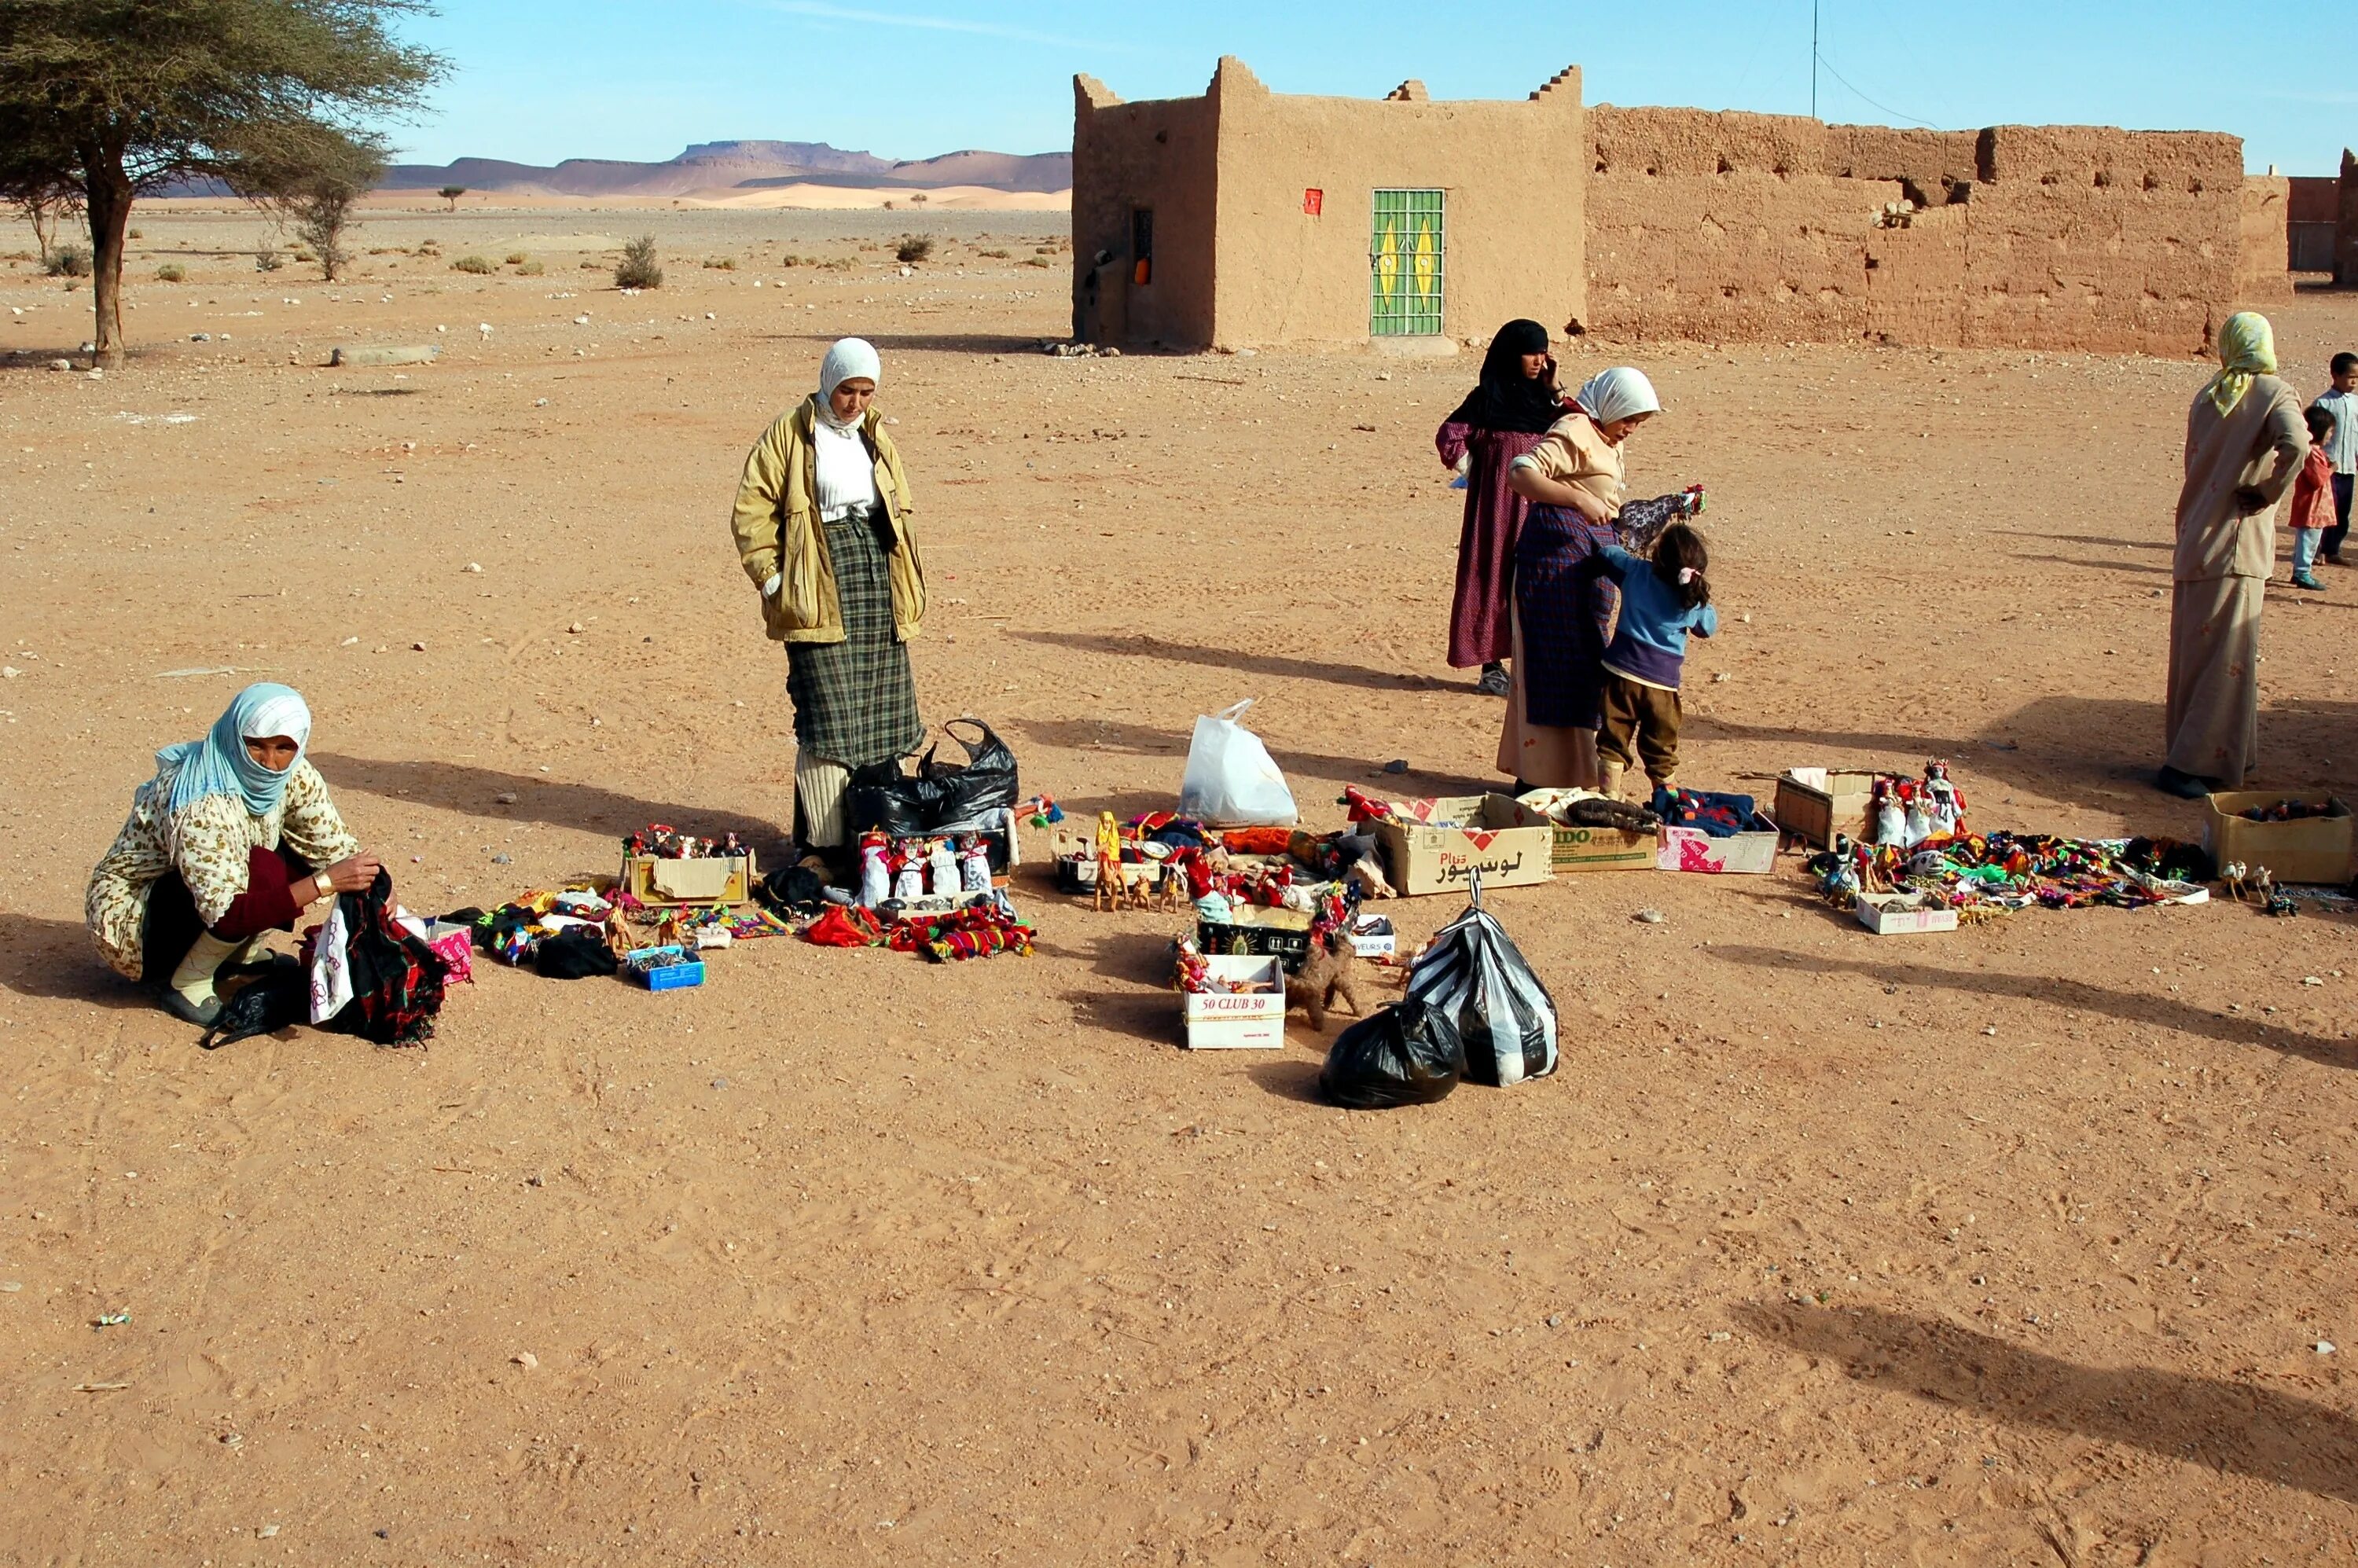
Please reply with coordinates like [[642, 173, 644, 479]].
[[1593, 523, 1717, 799]]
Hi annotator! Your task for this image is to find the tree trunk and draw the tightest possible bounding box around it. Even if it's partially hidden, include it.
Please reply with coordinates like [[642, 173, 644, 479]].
[[83, 152, 134, 369]]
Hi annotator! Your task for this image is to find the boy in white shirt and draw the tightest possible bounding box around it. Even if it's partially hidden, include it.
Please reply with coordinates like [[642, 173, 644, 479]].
[[2316, 351, 2358, 564]]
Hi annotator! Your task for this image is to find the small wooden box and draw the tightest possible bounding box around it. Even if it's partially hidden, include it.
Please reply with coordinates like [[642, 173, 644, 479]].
[[620, 850, 758, 908], [1774, 769, 1879, 849]]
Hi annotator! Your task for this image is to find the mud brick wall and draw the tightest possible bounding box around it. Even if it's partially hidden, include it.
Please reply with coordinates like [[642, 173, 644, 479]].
[[2239, 176, 2294, 304], [1586, 108, 2247, 354]]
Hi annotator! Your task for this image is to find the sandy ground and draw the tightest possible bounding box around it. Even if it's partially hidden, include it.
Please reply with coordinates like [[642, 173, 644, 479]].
[[2, 207, 2356, 1567]]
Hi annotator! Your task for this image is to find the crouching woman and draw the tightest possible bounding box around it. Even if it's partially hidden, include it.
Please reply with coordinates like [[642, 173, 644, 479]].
[[86, 684, 383, 1025]]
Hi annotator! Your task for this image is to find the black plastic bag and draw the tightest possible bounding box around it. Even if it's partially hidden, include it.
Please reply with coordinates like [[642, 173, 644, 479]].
[[920, 718, 1019, 829], [758, 863, 832, 914], [1405, 872, 1557, 1088], [843, 760, 953, 838], [200, 968, 310, 1050], [535, 925, 618, 980], [1317, 999, 1466, 1109]]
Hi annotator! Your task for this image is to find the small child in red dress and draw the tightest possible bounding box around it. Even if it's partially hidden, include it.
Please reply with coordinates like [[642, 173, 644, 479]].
[[2288, 403, 2338, 591]]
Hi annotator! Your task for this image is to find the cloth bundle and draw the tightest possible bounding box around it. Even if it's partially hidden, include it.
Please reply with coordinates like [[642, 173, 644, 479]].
[[1653, 787, 1757, 839]]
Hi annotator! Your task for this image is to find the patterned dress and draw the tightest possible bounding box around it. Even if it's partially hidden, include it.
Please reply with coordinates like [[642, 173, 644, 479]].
[[86, 760, 360, 979], [1438, 422, 1550, 668]]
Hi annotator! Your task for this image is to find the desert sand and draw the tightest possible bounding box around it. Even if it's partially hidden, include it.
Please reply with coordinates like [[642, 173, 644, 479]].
[[2, 204, 2355, 1566]]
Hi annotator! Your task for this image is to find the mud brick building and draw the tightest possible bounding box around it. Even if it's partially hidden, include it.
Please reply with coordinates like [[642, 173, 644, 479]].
[[1072, 58, 2289, 357]]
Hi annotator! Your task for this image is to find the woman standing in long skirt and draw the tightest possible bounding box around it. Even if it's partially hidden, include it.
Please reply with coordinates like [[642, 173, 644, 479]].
[[2158, 311, 2307, 796], [1438, 320, 1565, 696], [730, 338, 927, 852]]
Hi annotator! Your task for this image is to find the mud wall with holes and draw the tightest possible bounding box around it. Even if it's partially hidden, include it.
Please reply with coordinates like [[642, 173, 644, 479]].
[[1585, 108, 2247, 354]]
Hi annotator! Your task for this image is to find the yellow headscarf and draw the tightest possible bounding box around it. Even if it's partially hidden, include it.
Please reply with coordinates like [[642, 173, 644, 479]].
[[2203, 311, 2276, 417]]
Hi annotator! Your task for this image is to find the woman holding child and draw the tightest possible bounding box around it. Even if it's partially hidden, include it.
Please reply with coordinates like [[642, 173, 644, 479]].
[[1496, 366, 1666, 791]]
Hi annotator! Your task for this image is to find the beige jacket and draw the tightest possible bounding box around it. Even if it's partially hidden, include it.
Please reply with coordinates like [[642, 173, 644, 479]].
[[729, 397, 924, 643], [2174, 375, 2307, 582]]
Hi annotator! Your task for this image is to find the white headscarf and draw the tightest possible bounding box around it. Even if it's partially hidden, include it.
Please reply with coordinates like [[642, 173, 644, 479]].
[[1575, 367, 1662, 429], [816, 337, 882, 430]]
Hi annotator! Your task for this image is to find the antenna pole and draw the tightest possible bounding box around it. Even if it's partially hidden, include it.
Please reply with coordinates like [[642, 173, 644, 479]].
[[1811, 0, 1820, 119]]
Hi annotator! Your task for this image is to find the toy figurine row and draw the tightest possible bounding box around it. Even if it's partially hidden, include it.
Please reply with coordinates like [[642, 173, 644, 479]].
[[857, 831, 994, 908], [1870, 761, 1967, 850], [1074, 810, 1395, 913], [623, 824, 746, 860]]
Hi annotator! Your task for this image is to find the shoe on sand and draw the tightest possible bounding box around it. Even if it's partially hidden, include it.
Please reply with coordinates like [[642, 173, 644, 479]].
[[1475, 663, 1511, 697], [2294, 573, 2326, 591], [2153, 765, 2213, 800], [161, 989, 222, 1027]]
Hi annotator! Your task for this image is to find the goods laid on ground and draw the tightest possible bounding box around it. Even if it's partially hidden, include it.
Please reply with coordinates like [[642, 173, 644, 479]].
[[1808, 829, 2211, 921]]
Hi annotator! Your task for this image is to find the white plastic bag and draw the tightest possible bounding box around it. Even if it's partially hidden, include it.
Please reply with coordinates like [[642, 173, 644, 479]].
[[1178, 700, 1298, 827]]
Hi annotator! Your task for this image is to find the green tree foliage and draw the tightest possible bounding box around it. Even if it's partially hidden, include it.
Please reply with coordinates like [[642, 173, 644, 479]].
[[0, 1, 445, 364], [439, 183, 464, 210]]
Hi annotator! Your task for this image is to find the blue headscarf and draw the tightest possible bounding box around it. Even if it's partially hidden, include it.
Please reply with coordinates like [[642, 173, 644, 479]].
[[157, 683, 314, 817]]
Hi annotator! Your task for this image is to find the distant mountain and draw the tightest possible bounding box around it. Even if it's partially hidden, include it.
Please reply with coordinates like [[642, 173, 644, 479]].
[[379, 141, 1071, 196]]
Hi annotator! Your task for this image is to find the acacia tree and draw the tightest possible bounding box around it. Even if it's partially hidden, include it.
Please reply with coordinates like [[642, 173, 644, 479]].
[[7, 172, 83, 263], [0, 1, 443, 365], [248, 125, 386, 281], [439, 182, 463, 211]]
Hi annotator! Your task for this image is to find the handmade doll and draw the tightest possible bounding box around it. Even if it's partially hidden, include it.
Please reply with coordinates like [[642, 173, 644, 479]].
[[927, 837, 960, 897], [959, 835, 992, 894], [858, 832, 891, 909], [1872, 778, 1907, 848], [1901, 782, 1931, 850], [1924, 760, 1964, 839], [892, 844, 926, 902]]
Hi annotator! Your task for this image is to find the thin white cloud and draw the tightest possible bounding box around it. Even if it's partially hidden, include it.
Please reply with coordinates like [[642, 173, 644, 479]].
[[756, 1, 1119, 51]]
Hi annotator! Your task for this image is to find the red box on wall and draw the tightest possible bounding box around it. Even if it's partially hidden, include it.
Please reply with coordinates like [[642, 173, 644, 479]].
[[1302, 188, 1324, 216]]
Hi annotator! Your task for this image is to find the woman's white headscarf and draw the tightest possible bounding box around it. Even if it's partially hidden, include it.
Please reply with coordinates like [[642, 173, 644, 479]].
[[1575, 367, 1662, 429], [816, 337, 882, 430]]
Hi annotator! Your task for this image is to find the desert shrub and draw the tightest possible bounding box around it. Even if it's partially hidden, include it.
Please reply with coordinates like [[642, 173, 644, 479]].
[[824, 256, 857, 270], [156, 262, 185, 282], [291, 244, 315, 262], [451, 254, 495, 274], [1021, 256, 1051, 269], [255, 248, 284, 272], [978, 248, 1010, 259], [46, 244, 91, 277], [894, 236, 935, 264], [703, 256, 736, 270], [614, 234, 663, 289], [516, 259, 544, 276], [504, 252, 527, 265], [127, 227, 143, 240]]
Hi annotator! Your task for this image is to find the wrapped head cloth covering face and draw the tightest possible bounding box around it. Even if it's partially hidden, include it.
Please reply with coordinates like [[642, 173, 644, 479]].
[[1445, 318, 1562, 435], [159, 681, 314, 817], [2203, 311, 2275, 417], [1575, 366, 1662, 431], [817, 337, 882, 429]]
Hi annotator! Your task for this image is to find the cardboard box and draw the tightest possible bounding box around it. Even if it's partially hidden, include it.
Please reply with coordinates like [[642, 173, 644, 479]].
[[1657, 812, 1780, 874], [1346, 914, 1397, 959], [1199, 906, 1314, 972], [2203, 792, 2355, 885], [1775, 769, 1880, 849], [1181, 955, 1286, 1049], [1372, 794, 1555, 897], [1509, 790, 1658, 873], [620, 850, 758, 908], [1855, 892, 1959, 936]]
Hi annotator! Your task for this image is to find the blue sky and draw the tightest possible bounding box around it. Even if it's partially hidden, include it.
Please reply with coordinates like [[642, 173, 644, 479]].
[[391, 2, 2352, 174]]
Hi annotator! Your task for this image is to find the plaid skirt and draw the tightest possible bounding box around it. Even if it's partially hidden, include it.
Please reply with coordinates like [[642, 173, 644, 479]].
[[785, 506, 922, 768]]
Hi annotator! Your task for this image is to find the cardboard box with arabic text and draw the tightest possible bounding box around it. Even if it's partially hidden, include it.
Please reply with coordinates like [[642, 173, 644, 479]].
[[1371, 795, 1555, 897]]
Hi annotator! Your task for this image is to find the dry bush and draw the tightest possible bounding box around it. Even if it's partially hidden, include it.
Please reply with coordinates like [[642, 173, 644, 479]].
[[46, 244, 92, 277], [451, 254, 494, 274], [894, 236, 935, 264], [156, 262, 185, 282], [504, 252, 527, 265], [614, 234, 663, 289], [516, 259, 543, 276]]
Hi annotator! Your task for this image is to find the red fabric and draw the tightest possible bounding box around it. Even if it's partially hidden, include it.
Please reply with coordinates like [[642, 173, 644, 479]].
[[1438, 422, 1547, 667], [215, 845, 309, 939], [2291, 445, 2336, 533]]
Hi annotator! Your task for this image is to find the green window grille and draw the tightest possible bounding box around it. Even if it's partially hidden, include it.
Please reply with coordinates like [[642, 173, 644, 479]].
[[1370, 189, 1445, 336]]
